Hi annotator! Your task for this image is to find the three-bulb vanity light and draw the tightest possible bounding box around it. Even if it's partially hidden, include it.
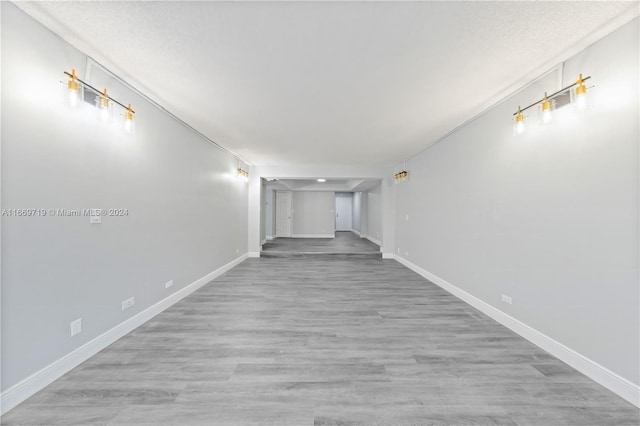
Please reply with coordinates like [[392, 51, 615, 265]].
[[394, 170, 409, 183], [64, 68, 136, 134], [513, 73, 591, 135], [237, 167, 249, 182], [394, 160, 409, 184]]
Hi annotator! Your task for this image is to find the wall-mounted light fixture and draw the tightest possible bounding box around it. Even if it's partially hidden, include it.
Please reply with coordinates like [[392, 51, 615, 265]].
[[63, 68, 136, 133], [317, 178, 326, 183], [237, 167, 249, 182], [513, 73, 591, 134], [394, 161, 409, 184]]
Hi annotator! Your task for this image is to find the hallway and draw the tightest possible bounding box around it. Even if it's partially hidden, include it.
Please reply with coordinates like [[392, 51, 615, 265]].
[[3, 257, 638, 425]]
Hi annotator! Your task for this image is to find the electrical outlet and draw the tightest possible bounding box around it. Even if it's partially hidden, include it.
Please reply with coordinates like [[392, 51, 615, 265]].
[[122, 297, 135, 310], [397, 248, 400, 254], [90, 216, 101, 224], [405, 251, 409, 257], [502, 294, 512, 305], [70, 318, 82, 337], [406, 214, 409, 221], [165, 280, 173, 289], [236, 249, 240, 254]]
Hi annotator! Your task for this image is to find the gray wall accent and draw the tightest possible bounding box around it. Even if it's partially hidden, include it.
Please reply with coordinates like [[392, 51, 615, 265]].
[[291, 191, 335, 236], [395, 18, 639, 385], [366, 184, 383, 244], [352, 192, 362, 233], [1, 3, 248, 391]]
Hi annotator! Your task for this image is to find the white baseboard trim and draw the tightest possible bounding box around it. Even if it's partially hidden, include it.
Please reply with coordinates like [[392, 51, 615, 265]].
[[248, 252, 261, 258], [391, 254, 640, 408], [0, 253, 248, 416], [292, 234, 334, 238], [261, 239, 267, 245], [351, 229, 361, 237], [266, 236, 274, 241], [366, 236, 382, 247]]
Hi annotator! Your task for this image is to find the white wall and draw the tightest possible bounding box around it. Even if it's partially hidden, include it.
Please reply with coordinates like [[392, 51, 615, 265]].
[[1, 1, 248, 400], [366, 184, 383, 245], [260, 178, 266, 243], [291, 191, 335, 237], [265, 187, 275, 239], [352, 192, 362, 233], [395, 17, 639, 393]]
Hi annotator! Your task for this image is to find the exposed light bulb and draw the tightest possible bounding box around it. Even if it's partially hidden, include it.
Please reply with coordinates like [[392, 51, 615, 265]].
[[514, 108, 525, 135], [541, 93, 552, 123], [317, 178, 326, 182], [67, 68, 80, 107], [97, 88, 110, 122], [575, 74, 587, 110], [124, 104, 135, 134]]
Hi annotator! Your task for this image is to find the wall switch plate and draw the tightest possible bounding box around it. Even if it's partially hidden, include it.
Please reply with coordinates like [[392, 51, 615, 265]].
[[122, 297, 135, 310], [397, 248, 400, 254], [70, 318, 82, 337], [165, 280, 173, 289], [502, 294, 513, 305], [406, 214, 409, 221], [90, 216, 101, 224]]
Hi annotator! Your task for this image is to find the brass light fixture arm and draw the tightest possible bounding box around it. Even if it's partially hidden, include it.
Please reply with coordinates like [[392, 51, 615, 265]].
[[63, 71, 135, 113], [512, 75, 591, 116]]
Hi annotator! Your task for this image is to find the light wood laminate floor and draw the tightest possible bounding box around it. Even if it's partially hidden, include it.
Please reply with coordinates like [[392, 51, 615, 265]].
[[262, 231, 380, 258], [3, 257, 638, 425]]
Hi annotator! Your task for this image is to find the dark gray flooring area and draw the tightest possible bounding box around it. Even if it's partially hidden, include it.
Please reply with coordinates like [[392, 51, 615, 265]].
[[261, 231, 381, 258], [3, 257, 639, 425]]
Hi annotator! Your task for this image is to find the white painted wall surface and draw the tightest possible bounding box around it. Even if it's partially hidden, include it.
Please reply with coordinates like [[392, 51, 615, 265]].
[[265, 187, 275, 238], [1, 2, 248, 393], [366, 184, 383, 245], [352, 192, 362, 233], [360, 191, 369, 239], [394, 18, 639, 386], [260, 179, 266, 243], [291, 191, 335, 237]]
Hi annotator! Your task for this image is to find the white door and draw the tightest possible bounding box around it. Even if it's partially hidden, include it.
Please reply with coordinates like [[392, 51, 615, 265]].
[[275, 191, 292, 238], [335, 193, 353, 231]]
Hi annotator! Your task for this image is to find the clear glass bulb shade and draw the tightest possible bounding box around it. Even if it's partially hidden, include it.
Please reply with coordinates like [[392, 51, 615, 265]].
[[124, 117, 135, 134], [539, 98, 554, 124], [96, 97, 112, 123], [68, 90, 79, 107]]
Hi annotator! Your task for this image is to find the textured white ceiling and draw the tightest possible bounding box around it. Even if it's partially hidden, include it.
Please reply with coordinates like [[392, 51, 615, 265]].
[[15, 1, 639, 166]]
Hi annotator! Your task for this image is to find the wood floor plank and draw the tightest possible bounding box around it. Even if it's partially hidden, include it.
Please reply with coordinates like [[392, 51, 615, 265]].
[[2, 250, 638, 425]]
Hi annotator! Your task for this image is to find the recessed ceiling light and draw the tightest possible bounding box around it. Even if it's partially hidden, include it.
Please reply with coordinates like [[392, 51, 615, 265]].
[[317, 178, 326, 183]]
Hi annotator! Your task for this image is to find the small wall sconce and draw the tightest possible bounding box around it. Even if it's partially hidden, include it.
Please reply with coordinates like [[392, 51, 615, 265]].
[[63, 68, 136, 133], [394, 170, 408, 183], [237, 167, 249, 182], [513, 73, 591, 135]]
